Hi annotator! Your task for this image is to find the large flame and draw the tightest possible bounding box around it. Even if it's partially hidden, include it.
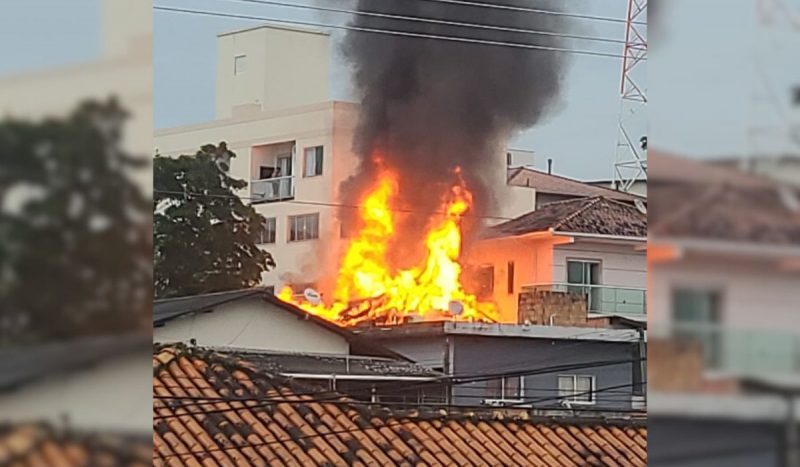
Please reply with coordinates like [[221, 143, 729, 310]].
[[278, 168, 498, 326]]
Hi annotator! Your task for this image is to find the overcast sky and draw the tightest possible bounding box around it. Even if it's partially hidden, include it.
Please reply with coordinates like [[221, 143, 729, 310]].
[[3, 1, 798, 180]]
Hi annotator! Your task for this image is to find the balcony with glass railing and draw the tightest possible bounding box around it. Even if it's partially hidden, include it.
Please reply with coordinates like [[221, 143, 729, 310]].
[[521, 283, 647, 317], [665, 323, 800, 376], [250, 175, 295, 203]]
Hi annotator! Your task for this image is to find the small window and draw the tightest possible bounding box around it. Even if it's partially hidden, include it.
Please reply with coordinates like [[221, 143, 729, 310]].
[[304, 146, 324, 177], [507, 261, 515, 295], [234, 55, 246, 75], [488, 376, 523, 401], [259, 218, 277, 244], [289, 213, 320, 242], [557, 375, 595, 404], [477, 265, 494, 299]]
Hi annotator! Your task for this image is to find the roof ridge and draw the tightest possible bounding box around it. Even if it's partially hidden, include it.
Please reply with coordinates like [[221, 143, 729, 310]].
[[512, 167, 643, 199], [650, 184, 726, 235], [552, 197, 604, 230]]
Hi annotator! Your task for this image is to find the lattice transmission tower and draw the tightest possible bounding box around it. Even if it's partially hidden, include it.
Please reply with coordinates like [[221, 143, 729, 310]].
[[612, 0, 647, 193]]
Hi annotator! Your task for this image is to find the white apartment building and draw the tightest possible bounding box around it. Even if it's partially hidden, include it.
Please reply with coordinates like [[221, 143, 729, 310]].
[[155, 25, 534, 290]]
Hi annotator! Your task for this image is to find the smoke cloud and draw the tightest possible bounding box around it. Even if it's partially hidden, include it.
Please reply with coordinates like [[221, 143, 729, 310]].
[[340, 0, 570, 239]]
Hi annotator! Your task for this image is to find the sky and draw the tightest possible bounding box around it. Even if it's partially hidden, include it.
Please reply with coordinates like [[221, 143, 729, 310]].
[[3, 1, 798, 180]]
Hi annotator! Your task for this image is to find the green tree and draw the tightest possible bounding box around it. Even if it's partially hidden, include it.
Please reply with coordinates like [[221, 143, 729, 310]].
[[0, 98, 151, 345], [154, 143, 274, 298]]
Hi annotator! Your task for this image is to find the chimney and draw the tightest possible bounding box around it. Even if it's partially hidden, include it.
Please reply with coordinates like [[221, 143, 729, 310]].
[[506, 152, 513, 167], [547, 158, 553, 175]]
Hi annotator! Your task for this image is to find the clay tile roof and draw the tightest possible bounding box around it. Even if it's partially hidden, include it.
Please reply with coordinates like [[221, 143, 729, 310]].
[[490, 197, 647, 239], [0, 423, 150, 466], [508, 167, 643, 202], [648, 152, 800, 246], [153, 346, 647, 466]]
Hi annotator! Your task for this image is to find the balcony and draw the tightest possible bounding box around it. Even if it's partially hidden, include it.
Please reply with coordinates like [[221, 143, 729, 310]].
[[250, 175, 294, 203], [521, 283, 647, 317], [667, 324, 800, 376]]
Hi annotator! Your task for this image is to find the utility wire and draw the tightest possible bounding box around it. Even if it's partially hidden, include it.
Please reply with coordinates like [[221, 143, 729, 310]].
[[416, 0, 647, 26], [154, 188, 517, 220], [219, 0, 627, 45], [153, 6, 639, 60]]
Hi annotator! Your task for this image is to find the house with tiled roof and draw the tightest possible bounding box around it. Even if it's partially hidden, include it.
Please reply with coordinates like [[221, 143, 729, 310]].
[[154, 287, 398, 358], [507, 167, 645, 208], [153, 345, 648, 466], [466, 196, 647, 325]]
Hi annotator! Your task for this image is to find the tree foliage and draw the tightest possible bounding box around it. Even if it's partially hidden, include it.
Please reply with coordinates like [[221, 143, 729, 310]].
[[154, 143, 274, 298], [0, 98, 151, 345]]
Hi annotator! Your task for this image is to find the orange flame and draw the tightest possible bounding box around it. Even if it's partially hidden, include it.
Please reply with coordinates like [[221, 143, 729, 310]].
[[279, 168, 497, 326]]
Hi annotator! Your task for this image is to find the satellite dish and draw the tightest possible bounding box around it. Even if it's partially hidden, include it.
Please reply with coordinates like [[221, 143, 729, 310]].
[[634, 199, 647, 215], [448, 300, 464, 316], [303, 288, 321, 305]]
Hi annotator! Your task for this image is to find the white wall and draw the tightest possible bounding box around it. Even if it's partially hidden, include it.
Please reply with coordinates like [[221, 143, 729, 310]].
[[553, 240, 647, 288], [649, 254, 800, 332], [153, 298, 350, 354], [0, 352, 152, 434], [216, 26, 330, 118]]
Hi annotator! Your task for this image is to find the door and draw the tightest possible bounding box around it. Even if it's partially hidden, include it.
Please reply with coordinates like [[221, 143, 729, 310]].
[[673, 289, 721, 368], [277, 155, 293, 198], [566, 260, 601, 311]]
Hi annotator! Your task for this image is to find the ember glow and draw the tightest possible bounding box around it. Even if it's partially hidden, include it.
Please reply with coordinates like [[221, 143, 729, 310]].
[[278, 168, 498, 326]]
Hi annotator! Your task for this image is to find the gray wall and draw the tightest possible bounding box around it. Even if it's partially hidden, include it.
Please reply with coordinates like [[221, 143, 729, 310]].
[[649, 418, 781, 466], [377, 334, 638, 410]]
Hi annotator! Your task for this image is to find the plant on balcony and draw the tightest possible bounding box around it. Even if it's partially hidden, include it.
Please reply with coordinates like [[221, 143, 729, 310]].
[[154, 143, 275, 298]]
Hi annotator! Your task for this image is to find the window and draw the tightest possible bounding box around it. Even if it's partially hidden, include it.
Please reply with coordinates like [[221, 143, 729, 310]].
[[487, 376, 523, 401], [566, 260, 601, 310], [289, 213, 320, 242], [304, 146, 324, 177], [507, 261, 515, 295], [258, 218, 277, 244], [477, 265, 494, 299], [672, 288, 722, 368], [557, 375, 595, 404], [234, 54, 246, 75]]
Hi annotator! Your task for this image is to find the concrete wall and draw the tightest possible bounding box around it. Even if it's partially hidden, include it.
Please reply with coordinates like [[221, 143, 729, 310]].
[[553, 240, 647, 288], [153, 297, 350, 354], [374, 334, 637, 410], [649, 254, 800, 332], [216, 26, 330, 118], [0, 352, 152, 434], [451, 336, 636, 410]]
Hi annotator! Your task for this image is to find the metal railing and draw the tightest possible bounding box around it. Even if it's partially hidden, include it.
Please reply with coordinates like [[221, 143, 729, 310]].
[[666, 323, 800, 376], [250, 175, 294, 202], [521, 283, 646, 316]]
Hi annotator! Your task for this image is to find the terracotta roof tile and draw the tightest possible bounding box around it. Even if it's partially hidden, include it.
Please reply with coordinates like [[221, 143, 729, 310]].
[[153, 346, 647, 466], [0, 423, 150, 467], [489, 196, 646, 239]]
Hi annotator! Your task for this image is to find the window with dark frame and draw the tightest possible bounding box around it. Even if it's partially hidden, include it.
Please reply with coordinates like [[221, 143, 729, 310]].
[[258, 218, 277, 244], [288, 213, 320, 242], [477, 265, 494, 300], [304, 146, 324, 177]]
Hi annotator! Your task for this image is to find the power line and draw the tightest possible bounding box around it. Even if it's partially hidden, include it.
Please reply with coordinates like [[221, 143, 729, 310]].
[[153, 6, 638, 60], [153, 188, 517, 220], [416, 0, 647, 26], [220, 0, 627, 45]]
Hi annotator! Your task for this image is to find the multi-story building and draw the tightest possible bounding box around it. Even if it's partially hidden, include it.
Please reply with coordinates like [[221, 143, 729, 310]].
[[155, 25, 535, 290]]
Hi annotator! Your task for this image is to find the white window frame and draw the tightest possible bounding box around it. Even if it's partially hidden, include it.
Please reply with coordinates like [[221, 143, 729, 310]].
[[258, 217, 277, 245], [303, 145, 324, 177], [288, 213, 320, 242], [234, 54, 247, 75], [486, 376, 524, 403], [557, 374, 596, 405]]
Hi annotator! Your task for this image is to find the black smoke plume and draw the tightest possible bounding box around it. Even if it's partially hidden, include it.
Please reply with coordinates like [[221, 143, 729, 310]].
[[340, 0, 571, 263]]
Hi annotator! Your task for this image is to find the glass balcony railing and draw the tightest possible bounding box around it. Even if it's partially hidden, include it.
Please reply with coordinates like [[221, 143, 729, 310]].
[[521, 283, 647, 317], [668, 323, 800, 376], [250, 176, 294, 202]]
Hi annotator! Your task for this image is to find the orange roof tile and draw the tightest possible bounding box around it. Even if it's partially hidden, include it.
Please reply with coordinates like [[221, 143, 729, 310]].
[[153, 346, 647, 466]]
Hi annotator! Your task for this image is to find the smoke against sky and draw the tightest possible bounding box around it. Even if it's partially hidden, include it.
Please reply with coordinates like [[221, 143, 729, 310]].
[[339, 0, 572, 243]]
